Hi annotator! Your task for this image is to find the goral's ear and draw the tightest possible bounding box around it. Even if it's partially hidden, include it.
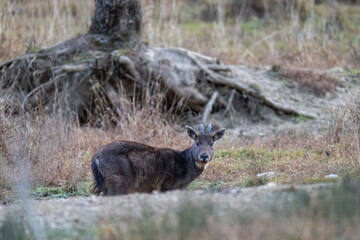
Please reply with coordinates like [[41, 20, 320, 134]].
[[213, 128, 226, 142], [185, 126, 198, 141]]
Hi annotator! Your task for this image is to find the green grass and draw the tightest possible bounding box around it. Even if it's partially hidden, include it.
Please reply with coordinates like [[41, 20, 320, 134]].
[[240, 175, 270, 187], [202, 144, 358, 188], [0, 187, 13, 200], [32, 181, 91, 199], [249, 83, 261, 93], [215, 147, 307, 166], [295, 114, 313, 122], [242, 19, 260, 34], [25, 45, 41, 54], [302, 175, 340, 184], [189, 177, 269, 190], [187, 180, 213, 190], [180, 22, 213, 36], [58, 53, 93, 65], [187, 180, 225, 190]]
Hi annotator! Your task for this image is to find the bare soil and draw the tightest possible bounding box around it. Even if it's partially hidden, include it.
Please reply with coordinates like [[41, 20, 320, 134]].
[[203, 66, 357, 140]]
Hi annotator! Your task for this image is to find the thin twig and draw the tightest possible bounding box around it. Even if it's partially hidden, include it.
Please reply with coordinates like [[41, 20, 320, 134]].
[[21, 74, 65, 108], [221, 89, 236, 118]]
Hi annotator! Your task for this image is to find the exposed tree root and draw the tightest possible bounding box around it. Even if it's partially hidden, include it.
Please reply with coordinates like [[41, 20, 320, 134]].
[[0, 0, 316, 124], [0, 42, 316, 122]]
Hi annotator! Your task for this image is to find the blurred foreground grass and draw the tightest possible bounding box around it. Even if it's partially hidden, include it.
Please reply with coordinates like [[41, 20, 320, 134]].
[[1, 177, 360, 240]]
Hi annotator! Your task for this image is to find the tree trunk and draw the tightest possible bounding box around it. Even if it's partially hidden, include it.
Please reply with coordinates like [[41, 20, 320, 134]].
[[89, 0, 142, 48]]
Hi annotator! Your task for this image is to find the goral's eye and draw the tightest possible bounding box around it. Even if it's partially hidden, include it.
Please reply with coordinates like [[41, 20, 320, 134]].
[[196, 142, 200, 147], [209, 143, 213, 147]]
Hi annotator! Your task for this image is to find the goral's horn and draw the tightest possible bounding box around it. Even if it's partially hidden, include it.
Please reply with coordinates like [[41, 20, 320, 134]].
[[199, 124, 204, 134], [207, 124, 212, 134]]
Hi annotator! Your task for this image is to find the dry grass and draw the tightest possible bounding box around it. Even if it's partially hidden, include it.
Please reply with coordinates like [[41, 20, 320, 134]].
[[0, 0, 93, 61], [0, 90, 188, 190], [197, 94, 360, 187], [196, 135, 350, 188], [0, 0, 360, 192], [330, 93, 360, 166], [195, 95, 360, 187], [272, 65, 337, 96], [3, 90, 357, 192], [140, 0, 360, 69], [1, 0, 359, 69], [0, 104, 13, 188]]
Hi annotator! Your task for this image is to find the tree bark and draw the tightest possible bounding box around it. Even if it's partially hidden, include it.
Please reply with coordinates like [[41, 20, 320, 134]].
[[89, 0, 142, 48]]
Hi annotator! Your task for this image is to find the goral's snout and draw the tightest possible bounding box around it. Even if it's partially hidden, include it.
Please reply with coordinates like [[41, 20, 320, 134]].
[[199, 153, 210, 162]]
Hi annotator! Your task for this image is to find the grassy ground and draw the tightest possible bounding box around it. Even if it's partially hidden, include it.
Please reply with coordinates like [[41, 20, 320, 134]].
[[1, 108, 359, 200], [1, 0, 360, 198]]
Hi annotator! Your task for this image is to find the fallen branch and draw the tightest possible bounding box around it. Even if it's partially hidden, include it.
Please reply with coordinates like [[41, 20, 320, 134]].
[[221, 89, 236, 118], [202, 91, 219, 124]]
